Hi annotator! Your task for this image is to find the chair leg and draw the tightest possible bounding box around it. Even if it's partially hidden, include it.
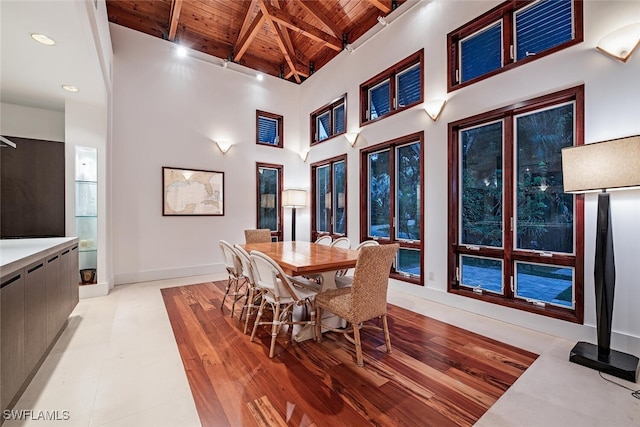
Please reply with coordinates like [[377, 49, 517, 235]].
[[229, 277, 247, 318], [309, 302, 317, 342], [220, 276, 235, 310], [315, 306, 323, 342], [269, 304, 281, 358], [242, 288, 255, 335], [353, 324, 364, 367], [250, 298, 267, 342], [382, 314, 392, 354]]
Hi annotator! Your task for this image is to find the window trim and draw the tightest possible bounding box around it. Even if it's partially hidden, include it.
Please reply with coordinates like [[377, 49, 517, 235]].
[[256, 110, 284, 148], [447, 85, 585, 323], [256, 162, 283, 241], [447, 0, 583, 92], [359, 49, 424, 126], [360, 132, 424, 285], [310, 154, 347, 241], [310, 94, 347, 145]]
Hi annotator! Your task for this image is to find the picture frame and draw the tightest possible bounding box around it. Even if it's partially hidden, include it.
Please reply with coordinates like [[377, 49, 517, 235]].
[[162, 167, 224, 216]]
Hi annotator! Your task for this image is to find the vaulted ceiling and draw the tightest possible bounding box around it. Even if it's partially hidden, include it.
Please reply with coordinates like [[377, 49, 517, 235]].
[[106, 0, 407, 83]]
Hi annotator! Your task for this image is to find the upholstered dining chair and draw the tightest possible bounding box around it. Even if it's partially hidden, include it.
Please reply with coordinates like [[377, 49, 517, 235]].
[[244, 229, 272, 244], [335, 240, 379, 288], [219, 240, 247, 318], [314, 235, 332, 245], [249, 250, 318, 358], [315, 243, 399, 367], [234, 244, 264, 335]]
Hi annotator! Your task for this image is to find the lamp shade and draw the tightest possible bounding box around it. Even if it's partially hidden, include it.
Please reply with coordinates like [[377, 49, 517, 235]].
[[282, 189, 306, 208], [561, 135, 640, 193], [596, 22, 640, 63]]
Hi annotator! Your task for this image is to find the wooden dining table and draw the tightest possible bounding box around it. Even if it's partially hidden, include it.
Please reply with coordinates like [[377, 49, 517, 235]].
[[241, 241, 359, 341]]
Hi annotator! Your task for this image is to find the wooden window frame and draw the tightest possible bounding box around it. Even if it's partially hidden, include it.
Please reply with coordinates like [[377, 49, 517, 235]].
[[256, 162, 284, 241], [310, 94, 347, 146], [447, 85, 585, 323], [447, 0, 583, 92], [256, 110, 284, 148], [310, 154, 347, 241], [359, 49, 424, 127], [360, 132, 424, 285]]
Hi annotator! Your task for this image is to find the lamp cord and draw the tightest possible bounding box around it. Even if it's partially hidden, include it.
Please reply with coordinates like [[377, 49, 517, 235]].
[[598, 371, 640, 399]]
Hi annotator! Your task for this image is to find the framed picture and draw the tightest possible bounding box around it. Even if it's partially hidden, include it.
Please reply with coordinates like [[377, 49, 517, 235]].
[[162, 167, 224, 216]]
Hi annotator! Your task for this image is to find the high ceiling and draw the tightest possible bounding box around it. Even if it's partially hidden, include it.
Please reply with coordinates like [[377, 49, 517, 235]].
[[106, 0, 408, 83]]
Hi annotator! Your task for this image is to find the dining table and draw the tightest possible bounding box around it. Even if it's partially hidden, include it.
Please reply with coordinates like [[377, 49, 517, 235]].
[[241, 240, 360, 341]]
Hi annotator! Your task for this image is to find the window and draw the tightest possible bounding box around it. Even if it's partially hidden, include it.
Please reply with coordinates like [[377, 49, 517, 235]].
[[448, 0, 582, 91], [448, 85, 584, 322], [256, 163, 283, 241], [310, 95, 346, 145], [360, 50, 423, 125], [361, 132, 423, 284], [256, 110, 283, 148], [311, 155, 346, 240]]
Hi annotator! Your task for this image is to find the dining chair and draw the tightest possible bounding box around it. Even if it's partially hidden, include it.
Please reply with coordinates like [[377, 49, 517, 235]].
[[234, 244, 264, 334], [249, 250, 318, 358], [314, 235, 332, 245], [244, 229, 272, 244], [219, 240, 247, 318], [315, 243, 399, 367], [335, 239, 379, 288], [329, 236, 351, 249]]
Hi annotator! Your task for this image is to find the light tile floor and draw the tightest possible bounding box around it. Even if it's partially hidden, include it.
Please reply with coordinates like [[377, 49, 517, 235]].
[[3, 273, 639, 426]]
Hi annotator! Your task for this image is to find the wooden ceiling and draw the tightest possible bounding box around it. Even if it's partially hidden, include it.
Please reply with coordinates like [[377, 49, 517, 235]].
[[106, 0, 405, 83]]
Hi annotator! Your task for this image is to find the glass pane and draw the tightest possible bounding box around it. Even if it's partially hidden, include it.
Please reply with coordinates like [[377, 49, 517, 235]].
[[79, 250, 97, 270], [76, 216, 98, 252], [258, 116, 278, 145], [515, 262, 574, 308], [460, 255, 503, 294], [317, 112, 330, 141], [75, 146, 97, 181], [395, 142, 421, 240], [258, 167, 278, 231], [460, 121, 503, 247], [75, 182, 97, 217], [515, 102, 574, 253], [369, 79, 390, 120], [333, 161, 346, 235], [460, 21, 502, 83], [368, 150, 390, 238], [516, 0, 573, 60], [316, 165, 331, 233], [333, 104, 345, 135], [397, 248, 421, 277], [396, 64, 421, 108]]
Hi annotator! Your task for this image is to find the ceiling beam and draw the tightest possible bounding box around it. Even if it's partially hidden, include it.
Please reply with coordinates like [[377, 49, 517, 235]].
[[294, 0, 341, 38], [258, 0, 301, 83], [167, 0, 183, 41], [234, 11, 265, 62], [262, 2, 342, 51], [236, 0, 259, 46], [368, 0, 391, 14]]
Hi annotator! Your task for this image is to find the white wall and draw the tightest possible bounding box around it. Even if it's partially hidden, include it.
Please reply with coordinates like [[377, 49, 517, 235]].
[[109, 1, 640, 352], [0, 103, 65, 142], [110, 25, 304, 284]]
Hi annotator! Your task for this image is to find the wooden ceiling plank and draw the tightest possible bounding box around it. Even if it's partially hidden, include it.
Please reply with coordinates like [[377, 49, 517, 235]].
[[262, 2, 342, 51], [235, 0, 259, 46], [234, 11, 266, 62], [367, 0, 391, 14], [294, 0, 342, 38], [168, 0, 184, 41], [258, 0, 300, 83]]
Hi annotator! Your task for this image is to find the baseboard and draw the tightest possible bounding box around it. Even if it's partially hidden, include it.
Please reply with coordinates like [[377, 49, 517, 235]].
[[113, 263, 226, 285], [79, 281, 110, 299]]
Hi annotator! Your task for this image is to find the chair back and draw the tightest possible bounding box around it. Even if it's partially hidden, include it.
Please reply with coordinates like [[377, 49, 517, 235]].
[[234, 244, 255, 286], [315, 235, 332, 245], [219, 240, 242, 276], [350, 244, 399, 321], [244, 229, 272, 244], [330, 236, 351, 249], [354, 240, 379, 251], [250, 250, 296, 300]]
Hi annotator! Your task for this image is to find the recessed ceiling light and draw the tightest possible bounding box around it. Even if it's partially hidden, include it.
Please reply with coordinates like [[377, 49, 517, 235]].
[[31, 33, 56, 46], [256, 73, 264, 81], [62, 85, 79, 92], [176, 45, 187, 57]]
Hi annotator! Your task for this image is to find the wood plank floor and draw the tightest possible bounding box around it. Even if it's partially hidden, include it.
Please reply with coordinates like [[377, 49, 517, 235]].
[[161, 281, 538, 427]]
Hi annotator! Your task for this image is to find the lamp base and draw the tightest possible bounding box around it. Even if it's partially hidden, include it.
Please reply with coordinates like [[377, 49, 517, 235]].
[[569, 341, 639, 382]]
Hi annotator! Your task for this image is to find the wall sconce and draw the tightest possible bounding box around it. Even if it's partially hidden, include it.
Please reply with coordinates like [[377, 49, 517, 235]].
[[596, 22, 640, 62], [299, 150, 309, 162], [424, 99, 447, 121], [215, 140, 232, 154], [345, 132, 359, 147]]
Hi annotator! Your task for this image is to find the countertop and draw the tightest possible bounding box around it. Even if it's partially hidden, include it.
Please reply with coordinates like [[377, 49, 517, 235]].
[[0, 237, 78, 275]]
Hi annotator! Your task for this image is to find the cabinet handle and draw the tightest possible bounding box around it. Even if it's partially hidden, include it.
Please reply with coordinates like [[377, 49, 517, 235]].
[[62, 249, 70, 255], [1, 274, 21, 289], [48, 255, 59, 263], [28, 263, 44, 273]]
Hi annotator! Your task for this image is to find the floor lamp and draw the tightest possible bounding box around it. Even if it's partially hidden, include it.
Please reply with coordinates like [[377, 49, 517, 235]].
[[561, 135, 640, 382], [282, 189, 306, 241]]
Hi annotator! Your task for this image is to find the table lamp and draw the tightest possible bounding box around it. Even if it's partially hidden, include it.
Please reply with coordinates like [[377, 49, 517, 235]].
[[561, 135, 640, 382], [282, 189, 306, 241]]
